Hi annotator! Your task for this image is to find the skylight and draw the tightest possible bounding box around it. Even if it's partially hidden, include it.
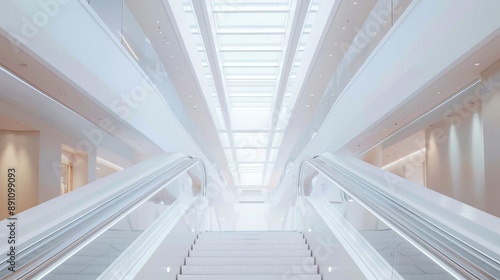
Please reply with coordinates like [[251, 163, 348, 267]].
[[181, 0, 321, 187]]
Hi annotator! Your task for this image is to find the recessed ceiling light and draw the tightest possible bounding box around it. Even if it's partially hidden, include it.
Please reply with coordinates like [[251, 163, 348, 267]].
[[188, 94, 193, 98], [305, 104, 310, 108], [193, 105, 197, 109], [373, 32, 377, 35], [474, 62, 481, 66], [400, 118, 404, 121], [175, 67, 179, 70], [437, 91, 442, 94], [171, 55, 174, 58], [329, 54, 332, 57], [353, 1, 357, 4], [334, 42, 338, 45], [342, 26, 346, 30], [60, 93, 67, 96], [310, 94, 315, 97], [180, 77, 184, 79], [159, 31, 162, 34], [19, 63, 27, 67], [156, 20, 160, 23], [368, 138, 372, 140], [318, 75, 322, 78], [166, 42, 170, 45]]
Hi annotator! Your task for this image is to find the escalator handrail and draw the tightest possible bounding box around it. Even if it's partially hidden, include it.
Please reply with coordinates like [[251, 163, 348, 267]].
[[298, 155, 500, 279], [1, 155, 206, 280]]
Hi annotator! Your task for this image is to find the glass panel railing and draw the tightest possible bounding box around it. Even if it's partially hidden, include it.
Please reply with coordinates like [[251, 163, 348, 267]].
[[297, 155, 500, 279], [0, 155, 206, 279], [279, 0, 414, 187], [87, 0, 219, 174]]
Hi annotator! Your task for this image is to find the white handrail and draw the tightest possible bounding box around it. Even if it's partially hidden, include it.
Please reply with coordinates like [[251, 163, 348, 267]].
[[298, 153, 500, 279]]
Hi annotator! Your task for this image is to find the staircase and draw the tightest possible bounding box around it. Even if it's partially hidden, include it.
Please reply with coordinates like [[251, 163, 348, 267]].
[[178, 231, 321, 279]]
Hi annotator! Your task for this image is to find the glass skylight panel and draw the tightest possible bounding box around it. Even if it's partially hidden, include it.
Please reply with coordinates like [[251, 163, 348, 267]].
[[218, 34, 284, 47], [240, 173, 263, 186], [239, 163, 265, 173], [225, 67, 278, 76], [230, 96, 273, 104], [225, 75, 276, 81], [233, 132, 269, 148], [214, 13, 288, 29], [235, 149, 267, 162], [231, 100, 272, 108], [228, 86, 275, 95], [181, 0, 310, 187], [221, 52, 281, 63], [212, 0, 290, 12], [230, 109, 271, 130]]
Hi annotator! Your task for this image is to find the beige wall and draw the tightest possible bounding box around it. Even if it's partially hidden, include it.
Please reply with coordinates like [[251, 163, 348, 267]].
[[361, 145, 382, 167], [0, 131, 39, 220], [425, 60, 500, 217], [481, 59, 500, 217], [425, 104, 486, 213]]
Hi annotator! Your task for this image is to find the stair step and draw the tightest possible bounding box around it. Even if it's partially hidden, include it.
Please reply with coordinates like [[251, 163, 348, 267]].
[[178, 275, 322, 280], [185, 257, 316, 266], [188, 250, 311, 257], [197, 235, 304, 240], [195, 238, 306, 244], [193, 244, 309, 251], [199, 230, 300, 234], [181, 265, 318, 275], [198, 231, 302, 237]]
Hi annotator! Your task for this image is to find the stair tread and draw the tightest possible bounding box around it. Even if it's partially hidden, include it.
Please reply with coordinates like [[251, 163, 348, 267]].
[[181, 265, 318, 275], [178, 275, 321, 280], [195, 238, 306, 244], [193, 244, 309, 250], [185, 257, 316, 266], [189, 250, 311, 257]]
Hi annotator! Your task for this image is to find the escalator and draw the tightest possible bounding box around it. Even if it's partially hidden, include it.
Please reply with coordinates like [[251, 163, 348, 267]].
[[296, 153, 500, 279], [0, 153, 209, 279], [1, 152, 499, 279]]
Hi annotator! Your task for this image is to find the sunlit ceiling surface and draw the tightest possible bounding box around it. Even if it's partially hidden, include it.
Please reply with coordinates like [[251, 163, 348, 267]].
[[182, 0, 320, 187]]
